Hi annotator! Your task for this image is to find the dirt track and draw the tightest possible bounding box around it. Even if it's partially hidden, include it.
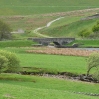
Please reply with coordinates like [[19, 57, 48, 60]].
[[33, 17, 64, 37]]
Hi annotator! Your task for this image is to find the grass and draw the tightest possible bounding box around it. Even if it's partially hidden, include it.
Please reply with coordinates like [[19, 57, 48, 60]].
[[1, 15, 55, 30], [0, 40, 99, 74], [0, 15, 56, 38], [0, 73, 99, 99], [49, 16, 84, 28], [0, 16, 54, 39], [0, 42, 98, 99], [1, 46, 87, 74], [1, 1, 99, 38], [0, 40, 35, 47], [18, 53, 87, 74], [1, 1, 99, 98], [40, 17, 99, 37], [0, 0, 99, 15], [68, 39, 99, 47], [0, 0, 99, 39]]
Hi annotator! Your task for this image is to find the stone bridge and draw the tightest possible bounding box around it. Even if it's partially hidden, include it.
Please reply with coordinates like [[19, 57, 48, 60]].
[[28, 38, 75, 46]]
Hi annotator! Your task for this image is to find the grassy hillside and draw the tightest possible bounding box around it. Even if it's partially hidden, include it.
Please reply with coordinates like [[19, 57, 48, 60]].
[[40, 17, 99, 37], [0, 0, 99, 38], [1, 15, 55, 30], [1, 1, 99, 99], [0, 0, 99, 15]]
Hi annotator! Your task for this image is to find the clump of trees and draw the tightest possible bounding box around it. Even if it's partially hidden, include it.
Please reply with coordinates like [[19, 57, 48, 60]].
[[0, 50, 20, 73], [0, 20, 12, 40], [87, 53, 99, 80]]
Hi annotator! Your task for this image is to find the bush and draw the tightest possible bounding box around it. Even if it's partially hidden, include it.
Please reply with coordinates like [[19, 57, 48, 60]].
[[92, 20, 99, 37], [0, 55, 8, 73], [78, 29, 91, 38], [87, 53, 99, 78], [0, 50, 20, 73], [92, 24, 99, 33]]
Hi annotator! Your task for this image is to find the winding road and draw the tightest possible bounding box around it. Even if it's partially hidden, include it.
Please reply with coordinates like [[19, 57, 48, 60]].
[[33, 17, 64, 38]]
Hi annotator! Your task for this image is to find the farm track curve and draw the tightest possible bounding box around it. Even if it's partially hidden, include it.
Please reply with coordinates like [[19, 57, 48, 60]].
[[32, 8, 99, 37], [33, 17, 64, 37]]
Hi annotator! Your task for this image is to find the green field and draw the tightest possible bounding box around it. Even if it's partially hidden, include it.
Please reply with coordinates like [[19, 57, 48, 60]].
[[1, 15, 55, 30], [18, 53, 86, 74], [0, 0, 99, 15], [0, 74, 99, 99], [0, 40, 35, 47], [0, 46, 86, 74], [1, 0, 99, 38], [0, 0, 99, 99], [68, 39, 99, 47], [40, 17, 99, 37], [1, 40, 99, 74], [0, 40, 98, 99]]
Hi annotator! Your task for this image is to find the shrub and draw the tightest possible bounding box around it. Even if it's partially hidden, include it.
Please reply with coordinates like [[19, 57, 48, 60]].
[[78, 29, 91, 38], [0, 50, 20, 73], [0, 55, 8, 73], [92, 20, 99, 37], [92, 24, 99, 33]]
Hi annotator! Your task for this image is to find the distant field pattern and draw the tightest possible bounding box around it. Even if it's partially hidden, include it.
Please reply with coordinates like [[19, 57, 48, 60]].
[[0, 0, 99, 15]]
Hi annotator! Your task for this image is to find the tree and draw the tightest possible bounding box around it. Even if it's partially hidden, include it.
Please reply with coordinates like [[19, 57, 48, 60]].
[[78, 29, 91, 38], [0, 20, 12, 40], [0, 50, 20, 73], [87, 53, 99, 76]]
